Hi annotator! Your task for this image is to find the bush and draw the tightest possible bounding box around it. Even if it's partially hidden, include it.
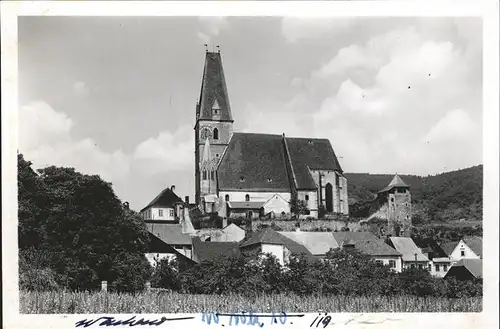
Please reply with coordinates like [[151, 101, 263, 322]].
[[151, 258, 181, 291]]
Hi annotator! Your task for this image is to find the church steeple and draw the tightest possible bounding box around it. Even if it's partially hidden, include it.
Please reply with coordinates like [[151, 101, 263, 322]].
[[195, 51, 234, 209], [197, 51, 233, 122]]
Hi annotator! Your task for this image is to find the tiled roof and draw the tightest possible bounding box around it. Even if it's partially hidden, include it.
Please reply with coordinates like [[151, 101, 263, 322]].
[[332, 232, 401, 256], [389, 237, 429, 262], [227, 201, 265, 209], [217, 133, 291, 191], [463, 236, 482, 258], [379, 174, 410, 193], [453, 258, 482, 278], [279, 231, 339, 256], [240, 227, 313, 258], [141, 187, 183, 212], [192, 237, 241, 263], [440, 241, 458, 256], [146, 223, 192, 246], [285, 137, 343, 189], [198, 52, 233, 121]]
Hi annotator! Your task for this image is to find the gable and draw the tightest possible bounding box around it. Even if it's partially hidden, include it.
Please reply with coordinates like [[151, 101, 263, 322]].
[[285, 137, 343, 189], [450, 239, 480, 259], [141, 187, 183, 212], [217, 133, 291, 191]]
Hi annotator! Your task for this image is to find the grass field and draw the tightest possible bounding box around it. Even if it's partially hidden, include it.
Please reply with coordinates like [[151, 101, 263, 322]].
[[20, 290, 482, 314]]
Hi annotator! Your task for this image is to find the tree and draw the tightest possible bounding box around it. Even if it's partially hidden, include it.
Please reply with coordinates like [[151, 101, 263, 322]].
[[291, 198, 309, 217], [17, 155, 152, 292]]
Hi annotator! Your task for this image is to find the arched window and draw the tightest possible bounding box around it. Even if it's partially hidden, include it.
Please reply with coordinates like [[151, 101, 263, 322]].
[[225, 194, 230, 202], [202, 170, 207, 180], [245, 194, 250, 202], [210, 170, 214, 180], [325, 183, 333, 213], [213, 128, 219, 140]]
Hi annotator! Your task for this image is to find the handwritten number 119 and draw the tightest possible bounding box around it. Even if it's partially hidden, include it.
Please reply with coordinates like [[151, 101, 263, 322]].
[[310, 314, 331, 328]]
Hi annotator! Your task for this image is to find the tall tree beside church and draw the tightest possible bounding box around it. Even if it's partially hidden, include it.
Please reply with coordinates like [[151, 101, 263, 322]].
[[18, 154, 152, 291]]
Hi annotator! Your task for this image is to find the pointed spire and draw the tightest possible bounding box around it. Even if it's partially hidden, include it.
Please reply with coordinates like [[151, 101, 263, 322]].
[[379, 174, 410, 193], [202, 137, 212, 163], [181, 206, 196, 235], [198, 52, 233, 122]]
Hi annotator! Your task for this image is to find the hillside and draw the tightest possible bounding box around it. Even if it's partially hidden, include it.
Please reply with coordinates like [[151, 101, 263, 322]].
[[345, 165, 483, 223]]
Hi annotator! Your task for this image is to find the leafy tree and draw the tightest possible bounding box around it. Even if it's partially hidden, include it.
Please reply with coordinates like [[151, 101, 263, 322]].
[[17, 155, 152, 292], [152, 258, 181, 291]]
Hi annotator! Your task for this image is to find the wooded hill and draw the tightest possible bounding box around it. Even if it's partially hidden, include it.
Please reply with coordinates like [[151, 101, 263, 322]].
[[345, 165, 483, 223]]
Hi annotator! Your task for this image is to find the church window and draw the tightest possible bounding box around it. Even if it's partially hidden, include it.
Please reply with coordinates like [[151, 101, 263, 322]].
[[245, 194, 250, 202], [225, 194, 230, 202], [213, 128, 219, 140], [203, 170, 207, 180], [210, 170, 215, 180], [213, 109, 219, 115], [305, 195, 309, 201]]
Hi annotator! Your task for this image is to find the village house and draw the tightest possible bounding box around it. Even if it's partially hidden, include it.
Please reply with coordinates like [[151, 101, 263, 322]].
[[387, 237, 429, 271], [444, 258, 482, 281], [333, 232, 403, 272], [279, 230, 339, 258], [440, 236, 483, 261], [194, 51, 348, 219], [140, 185, 188, 222], [239, 227, 314, 265]]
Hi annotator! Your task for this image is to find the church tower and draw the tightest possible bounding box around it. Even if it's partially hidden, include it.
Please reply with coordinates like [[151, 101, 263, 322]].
[[194, 51, 234, 208]]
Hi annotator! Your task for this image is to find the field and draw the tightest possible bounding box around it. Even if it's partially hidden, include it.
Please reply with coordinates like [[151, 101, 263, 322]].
[[20, 290, 482, 314]]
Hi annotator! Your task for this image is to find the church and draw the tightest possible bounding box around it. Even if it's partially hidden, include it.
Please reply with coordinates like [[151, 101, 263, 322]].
[[194, 51, 349, 219]]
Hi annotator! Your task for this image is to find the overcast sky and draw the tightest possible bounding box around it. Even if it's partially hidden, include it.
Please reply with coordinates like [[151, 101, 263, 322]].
[[18, 16, 482, 211]]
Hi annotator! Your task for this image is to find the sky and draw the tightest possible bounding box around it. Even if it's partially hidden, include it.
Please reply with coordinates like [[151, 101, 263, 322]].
[[18, 16, 483, 211]]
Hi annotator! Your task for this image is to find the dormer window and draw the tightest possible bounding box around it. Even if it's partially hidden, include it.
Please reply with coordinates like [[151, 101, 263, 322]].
[[308, 140, 313, 145], [267, 178, 272, 183], [212, 109, 220, 116], [240, 176, 245, 182]]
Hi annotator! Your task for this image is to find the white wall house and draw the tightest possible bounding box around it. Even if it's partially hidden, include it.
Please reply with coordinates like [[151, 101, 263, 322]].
[[140, 186, 185, 222]]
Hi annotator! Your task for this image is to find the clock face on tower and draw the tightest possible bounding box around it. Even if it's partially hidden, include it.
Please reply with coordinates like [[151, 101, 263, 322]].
[[200, 127, 212, 140]]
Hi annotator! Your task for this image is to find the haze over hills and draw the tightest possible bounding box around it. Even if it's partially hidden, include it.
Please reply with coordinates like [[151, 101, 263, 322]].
[[345, 165, 483, 223]]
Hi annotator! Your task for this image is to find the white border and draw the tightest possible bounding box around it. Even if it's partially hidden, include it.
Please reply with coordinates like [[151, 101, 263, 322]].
[[2, 1, 499, 329]]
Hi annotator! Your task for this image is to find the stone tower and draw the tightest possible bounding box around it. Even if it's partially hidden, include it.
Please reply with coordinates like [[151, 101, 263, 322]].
[[194, 51, 234, 207], [378, 174, 412, 237]]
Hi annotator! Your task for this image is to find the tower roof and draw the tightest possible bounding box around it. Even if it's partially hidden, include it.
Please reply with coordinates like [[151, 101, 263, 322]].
[[378, 174, 410, 193], [197, 51, 233, 122]]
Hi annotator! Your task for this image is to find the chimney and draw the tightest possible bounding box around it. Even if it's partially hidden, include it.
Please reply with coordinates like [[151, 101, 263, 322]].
[[185, 196, 190, 204], [171, 185, 176, 192]]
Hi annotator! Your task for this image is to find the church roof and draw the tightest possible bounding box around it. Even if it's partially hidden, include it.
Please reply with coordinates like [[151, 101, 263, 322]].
[[197, 52, 233, 122], [379, 174, 410, 193], [217, 133, 291, 192], [285, 137, 343, 190], [141, 187, 183, 212]]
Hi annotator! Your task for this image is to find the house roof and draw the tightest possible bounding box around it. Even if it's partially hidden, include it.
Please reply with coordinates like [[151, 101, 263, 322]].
[[440, 241, 458, 256], [379, 174, 410, 193], [440, 237, 482, 258], [197, 52, 233, 122], [463, 236, 482, 258], [279, 231, 339, 256], [285, 137, 343, 189], [217, 133, 291, 191], [192, 237, 241, 263], [145, 223, 192, 246], [332, 232, 401, 256], [448, 258, 482, 279], [389, 237, 429, 262], [240, 228, 313, 258], [227, 201, 264, 209], [141, 187, 183, 212]]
